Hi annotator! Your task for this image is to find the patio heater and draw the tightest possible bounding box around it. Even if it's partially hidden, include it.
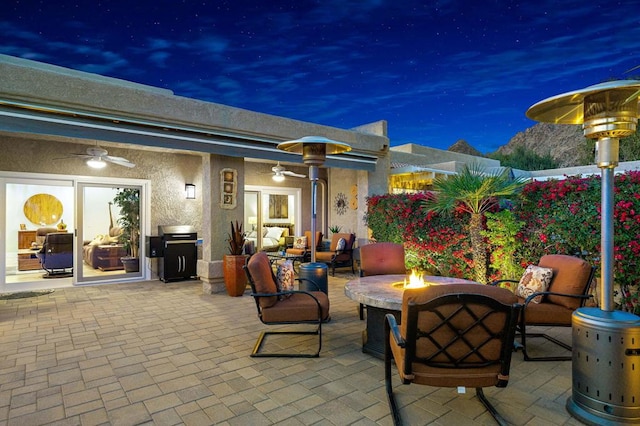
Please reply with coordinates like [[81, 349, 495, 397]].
[[278, 136, 351, 294], [527, 80, 640, 425]]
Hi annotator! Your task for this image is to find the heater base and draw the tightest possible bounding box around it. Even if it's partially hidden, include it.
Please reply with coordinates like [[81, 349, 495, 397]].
[[567, 397, 640, 426], [569, 307, 640, 425]]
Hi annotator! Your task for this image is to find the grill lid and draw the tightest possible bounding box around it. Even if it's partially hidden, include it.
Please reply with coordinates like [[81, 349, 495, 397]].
[[158, 225, 196, 237]]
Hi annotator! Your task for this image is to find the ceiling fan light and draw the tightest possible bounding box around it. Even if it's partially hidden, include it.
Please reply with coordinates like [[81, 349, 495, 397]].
[[87, 157, 106, 169], [272, 173, 285, 182]]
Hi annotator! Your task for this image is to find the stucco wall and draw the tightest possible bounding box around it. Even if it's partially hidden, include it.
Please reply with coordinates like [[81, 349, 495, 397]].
[[327, 167, 360, 238], [0, 135, 203, 236]]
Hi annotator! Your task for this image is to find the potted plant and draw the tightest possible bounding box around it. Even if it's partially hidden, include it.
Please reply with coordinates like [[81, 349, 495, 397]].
[[113, 188, 140, 272], [329, 225, 342, 234], [223, 220, 248, 296]]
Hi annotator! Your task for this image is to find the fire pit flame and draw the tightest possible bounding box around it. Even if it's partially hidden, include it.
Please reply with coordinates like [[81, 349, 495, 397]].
[[404, 269, 426, 289]]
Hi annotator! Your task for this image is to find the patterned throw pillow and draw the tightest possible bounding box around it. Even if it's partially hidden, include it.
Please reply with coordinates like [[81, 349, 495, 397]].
[[276, 260, 295, 299], [293, 236, 307, 249], [335, 237, 346, 254], [516, 265, 554, 303]]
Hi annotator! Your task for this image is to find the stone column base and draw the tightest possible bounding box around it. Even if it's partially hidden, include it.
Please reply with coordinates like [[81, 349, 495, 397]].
[[197, 259, 226, 294]]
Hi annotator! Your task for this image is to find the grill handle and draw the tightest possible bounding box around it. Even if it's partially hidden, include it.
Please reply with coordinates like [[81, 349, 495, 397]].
[[165, 240, 198, 245]]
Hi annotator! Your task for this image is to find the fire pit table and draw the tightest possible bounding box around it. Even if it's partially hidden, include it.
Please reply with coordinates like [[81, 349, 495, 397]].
[[344, 274, 478, 358]]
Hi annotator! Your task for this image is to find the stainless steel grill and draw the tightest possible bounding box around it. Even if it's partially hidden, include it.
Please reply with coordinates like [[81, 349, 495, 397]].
[[567, 307, 640, 425], [157, 225, 197, 283]]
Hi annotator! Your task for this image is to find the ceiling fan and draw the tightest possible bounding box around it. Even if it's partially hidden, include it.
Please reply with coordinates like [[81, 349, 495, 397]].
[[271, 162, 306, 181], [71, 146, 136, 169]]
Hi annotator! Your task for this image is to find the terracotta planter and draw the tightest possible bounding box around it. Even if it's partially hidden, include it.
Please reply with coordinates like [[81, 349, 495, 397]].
[[223, 254, 249, 297]]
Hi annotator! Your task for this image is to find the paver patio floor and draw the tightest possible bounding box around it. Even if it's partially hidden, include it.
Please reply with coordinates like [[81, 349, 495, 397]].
[[0, 273, 585, 425]]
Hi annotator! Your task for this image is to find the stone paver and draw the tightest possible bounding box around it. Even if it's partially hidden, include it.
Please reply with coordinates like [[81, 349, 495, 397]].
[[0, 274, 583, 425]]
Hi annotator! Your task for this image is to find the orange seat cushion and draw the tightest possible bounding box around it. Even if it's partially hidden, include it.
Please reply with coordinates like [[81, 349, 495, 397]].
[[519, 297, 574, 325], [538, 255, 592, 309], [261, 291, 330, 323]]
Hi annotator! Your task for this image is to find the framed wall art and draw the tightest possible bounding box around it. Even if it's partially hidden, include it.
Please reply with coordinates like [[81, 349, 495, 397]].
[[220, 168, 237, 209], [268, 194, 289, 219]]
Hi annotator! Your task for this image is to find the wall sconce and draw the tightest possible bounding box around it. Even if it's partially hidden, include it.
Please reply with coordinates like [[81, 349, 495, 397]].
[[185, 183, 196, 199]]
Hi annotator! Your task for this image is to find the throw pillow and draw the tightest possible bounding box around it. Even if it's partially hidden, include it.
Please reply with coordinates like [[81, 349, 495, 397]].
[[335, 237, 346, 254], [516, 265, 554, 303], [293, 236, 307, 249], [265, 227, 284, 240], [276, 260, 295, 299]]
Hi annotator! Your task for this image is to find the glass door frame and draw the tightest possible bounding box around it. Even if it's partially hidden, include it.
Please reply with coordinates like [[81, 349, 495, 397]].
[[245, 185, 302, 250], [1, 171, 151, 292], [76, 179, 151, 285]]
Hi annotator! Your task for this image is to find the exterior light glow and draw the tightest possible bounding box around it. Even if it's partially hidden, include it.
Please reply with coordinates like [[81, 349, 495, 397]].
[[86, 157, 106, 169], [185, 183, 196, 199]]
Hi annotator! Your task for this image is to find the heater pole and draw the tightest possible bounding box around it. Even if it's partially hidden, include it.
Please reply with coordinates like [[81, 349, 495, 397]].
[[310, 165, 318, 263], [527, 81, 640, 425], [277, 136, 351, 296], [600, 164, 615, 312]]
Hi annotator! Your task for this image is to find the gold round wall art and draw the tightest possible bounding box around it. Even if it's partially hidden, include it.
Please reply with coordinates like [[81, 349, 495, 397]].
[[23, 193, 63, 226]]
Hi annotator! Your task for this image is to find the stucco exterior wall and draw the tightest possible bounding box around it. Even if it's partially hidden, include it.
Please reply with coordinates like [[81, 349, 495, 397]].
[[391, 143, 500, 169], [327, 168, 360, 238], [0, 135, 203, 237]]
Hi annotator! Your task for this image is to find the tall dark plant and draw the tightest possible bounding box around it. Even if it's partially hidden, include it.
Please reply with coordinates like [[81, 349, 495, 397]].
[[113, 188, 140, 258], [227, 221, 246, 255]]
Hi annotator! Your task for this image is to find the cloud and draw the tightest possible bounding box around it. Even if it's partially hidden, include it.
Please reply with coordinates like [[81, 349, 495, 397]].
[[149, 51, 170, 67]]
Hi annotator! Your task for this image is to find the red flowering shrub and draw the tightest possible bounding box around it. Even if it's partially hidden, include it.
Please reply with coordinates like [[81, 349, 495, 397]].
[[513, 172, 640, 313], [366, 171, 640, 313], [365, 193, 474, 279]]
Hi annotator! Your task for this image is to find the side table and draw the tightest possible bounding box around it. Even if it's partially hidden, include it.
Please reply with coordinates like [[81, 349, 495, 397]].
[[18, 249, 42, 271], [266, 252, 305, 273]]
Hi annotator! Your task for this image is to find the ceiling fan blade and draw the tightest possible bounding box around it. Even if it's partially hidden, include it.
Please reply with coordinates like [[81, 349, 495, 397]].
[[53, 154, 91, 161], [283, 171, 306, 178], [104, 155, 136, 168], [71, 153, 93, 159]]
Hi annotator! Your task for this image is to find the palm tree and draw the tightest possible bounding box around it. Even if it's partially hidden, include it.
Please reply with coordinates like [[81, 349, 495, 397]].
[[422, 163, 528, 283]]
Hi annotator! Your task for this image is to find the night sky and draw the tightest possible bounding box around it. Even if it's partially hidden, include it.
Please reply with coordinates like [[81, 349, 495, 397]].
[[2, 1, 639, 153]]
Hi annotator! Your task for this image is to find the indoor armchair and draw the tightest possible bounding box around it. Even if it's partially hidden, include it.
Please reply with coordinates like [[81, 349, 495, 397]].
[[37, 232, 73, 278]]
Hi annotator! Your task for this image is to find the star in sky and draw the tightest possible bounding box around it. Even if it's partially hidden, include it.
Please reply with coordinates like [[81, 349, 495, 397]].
[[2, 0, 639, 153]]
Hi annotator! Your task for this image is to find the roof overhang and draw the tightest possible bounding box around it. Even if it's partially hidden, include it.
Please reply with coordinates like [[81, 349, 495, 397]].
[[390, 164, 457, 176], [0, 99, 378, 171]]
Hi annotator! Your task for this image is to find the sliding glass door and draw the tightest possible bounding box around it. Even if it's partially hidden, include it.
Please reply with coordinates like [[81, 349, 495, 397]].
[[2, 177, 75, 291], [245, 185, 301, 252], [76, 183, 144, 283], [1, 173, 149, 292]]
